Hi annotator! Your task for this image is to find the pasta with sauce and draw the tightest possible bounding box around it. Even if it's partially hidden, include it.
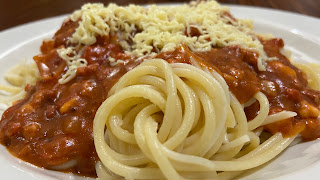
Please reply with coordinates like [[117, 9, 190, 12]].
[[0, 0, 320, 179], [94, 59, 295, 179]]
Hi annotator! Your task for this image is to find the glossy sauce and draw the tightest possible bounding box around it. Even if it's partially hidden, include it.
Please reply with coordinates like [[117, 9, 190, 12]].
[[0, 20, 320, 177], [0, 21, 140, 177]]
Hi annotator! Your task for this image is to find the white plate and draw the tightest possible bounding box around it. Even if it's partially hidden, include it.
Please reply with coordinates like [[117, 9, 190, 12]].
[[0, 5, 320, 180]]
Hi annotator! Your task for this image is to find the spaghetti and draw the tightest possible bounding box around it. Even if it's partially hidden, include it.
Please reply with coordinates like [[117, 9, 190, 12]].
[[93, 59, 295, 179], [0, 1, 319, 179], [0, 61, 39, 108]]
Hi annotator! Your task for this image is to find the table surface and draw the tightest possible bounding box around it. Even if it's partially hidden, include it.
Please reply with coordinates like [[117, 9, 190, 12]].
[[1, 0, 320, 31]]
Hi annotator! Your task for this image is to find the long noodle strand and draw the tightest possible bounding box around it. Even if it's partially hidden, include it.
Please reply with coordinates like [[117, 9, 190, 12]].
[[93, 59, 298, 179]]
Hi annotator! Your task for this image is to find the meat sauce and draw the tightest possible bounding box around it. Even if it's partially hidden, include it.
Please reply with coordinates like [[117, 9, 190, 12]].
[[0, 20, 320, 177], [0, 21, 141, 177]]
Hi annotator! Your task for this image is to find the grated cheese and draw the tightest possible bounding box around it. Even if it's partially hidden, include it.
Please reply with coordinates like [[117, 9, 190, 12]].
[[57, 0, 274, 84], [57, 47, 87, 84]]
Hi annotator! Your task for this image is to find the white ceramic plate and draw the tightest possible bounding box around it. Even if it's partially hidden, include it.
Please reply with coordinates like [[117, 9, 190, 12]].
[[0, 5, 320, 180]]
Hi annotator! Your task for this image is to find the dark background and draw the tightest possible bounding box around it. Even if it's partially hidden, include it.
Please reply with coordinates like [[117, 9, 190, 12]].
[[1, 0, 320, 31]]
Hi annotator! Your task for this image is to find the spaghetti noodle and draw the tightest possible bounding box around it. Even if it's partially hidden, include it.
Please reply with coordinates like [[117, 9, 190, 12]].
[[93, 59, 296, 179], [0, 61, 39, 108], [0, 1, 319, 179]]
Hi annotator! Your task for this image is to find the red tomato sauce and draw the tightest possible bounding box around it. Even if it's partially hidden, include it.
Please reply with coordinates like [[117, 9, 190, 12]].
[[0, 20, 320, 177]]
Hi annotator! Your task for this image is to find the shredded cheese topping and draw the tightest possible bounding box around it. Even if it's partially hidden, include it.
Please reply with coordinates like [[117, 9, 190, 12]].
[[58, 0, 274, 84], [57, 48, 87, 84]]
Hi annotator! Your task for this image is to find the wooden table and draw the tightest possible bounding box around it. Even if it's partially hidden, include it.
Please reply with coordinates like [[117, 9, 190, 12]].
[[1, 0, 319, 31]]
